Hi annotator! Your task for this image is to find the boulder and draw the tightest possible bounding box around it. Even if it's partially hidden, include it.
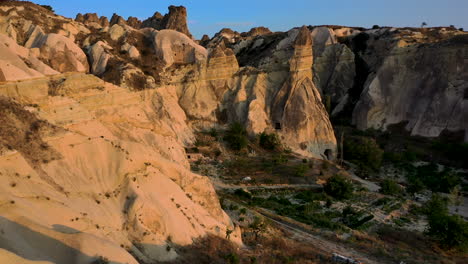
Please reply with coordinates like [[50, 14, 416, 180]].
[[29, 33, 89, 73], [108, 24, 126, 41], [87, 41, 111, 75]]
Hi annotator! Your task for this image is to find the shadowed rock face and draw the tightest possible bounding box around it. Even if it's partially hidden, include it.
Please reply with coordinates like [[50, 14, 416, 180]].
[[352, 37, 468, 140]]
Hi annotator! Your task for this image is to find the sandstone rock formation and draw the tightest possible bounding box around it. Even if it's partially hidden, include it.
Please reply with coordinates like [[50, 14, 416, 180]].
[[0, 73, 241, 263], [141, 6, 192, 38]]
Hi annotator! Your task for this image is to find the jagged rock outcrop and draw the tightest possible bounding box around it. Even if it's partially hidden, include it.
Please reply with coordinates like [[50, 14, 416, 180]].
[[110, 13, 127, 26], [159, 5, 192, 39], [141, 6, 192, 38], [127, 16, 142, 29], [313, 43, 355, 112], [0, 34, 58, 81], [242, 26, 272, 37], [311, 26, 337, 57], [28, 32, 89, 73], [272, 26, 337, 157], [75, 13, 109, 29], [199, 34, 211, 47], [99, 16, 110, 27]]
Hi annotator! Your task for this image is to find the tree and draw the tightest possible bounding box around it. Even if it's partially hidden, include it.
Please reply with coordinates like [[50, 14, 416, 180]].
[[258, 132, 280, 151], [425, 195, 468, 251], [344, 136, 383, 174], [324, 175, 354, 200], [223, 122, 248, 151], [421, 22, 428, 28]]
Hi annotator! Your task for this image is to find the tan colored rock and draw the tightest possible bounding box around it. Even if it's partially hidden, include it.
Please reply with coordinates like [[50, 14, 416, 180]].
[[28, 33, 89, 73], [121, 42, 141, 59], [206, 44, 239, 80], [273, 26, 337, 157], [0, 34, 58, 82], [0, 73, 241, 263], [108, 24, 126, 41], [88, 41, 111, 75], [151, 29, 207, 69]]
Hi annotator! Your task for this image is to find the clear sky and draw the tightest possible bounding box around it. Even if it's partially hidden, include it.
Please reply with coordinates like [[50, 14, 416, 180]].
[[32, 0, 468, 38]]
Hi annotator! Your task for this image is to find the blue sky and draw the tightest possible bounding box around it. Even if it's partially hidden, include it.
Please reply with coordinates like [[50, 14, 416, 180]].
[[33, 0, 468, 38]]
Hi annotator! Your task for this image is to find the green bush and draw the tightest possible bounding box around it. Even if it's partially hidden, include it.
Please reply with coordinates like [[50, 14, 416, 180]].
[[380, 179, 402, 195], [258, 132, 280, 150], [40, 5, 54, 12], [344, 136, 383, 174], [223, 123, 248, 151], [425, 195, 468, 251], [224, 253, 240, 264], [324, 175, 354, 200], [91, 257, 109, 264], [234, 188, 252, 200], [294, 164, 308, 177], [406, 164, 462, 193]]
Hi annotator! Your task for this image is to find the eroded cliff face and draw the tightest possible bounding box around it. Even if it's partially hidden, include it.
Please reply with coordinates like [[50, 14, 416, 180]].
[[352, 33, 468, 140], [0, 2, 245, 263], [0, 73, 241, 263]]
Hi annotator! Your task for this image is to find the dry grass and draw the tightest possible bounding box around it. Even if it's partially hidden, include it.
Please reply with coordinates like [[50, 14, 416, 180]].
[[0, 96, 62, 164], [168, 230, 328, 264]]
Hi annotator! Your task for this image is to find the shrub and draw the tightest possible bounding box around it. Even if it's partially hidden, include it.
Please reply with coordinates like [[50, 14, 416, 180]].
[[294, 164, 308, 177], [234, 188, 252, 200], [425, 195, 468, 251], [40, 5, 54, 12], [91, 257, 109, 264], [223, 123, 248, 151], [258, 132, 280, 150], [372, 25, 380, 29], [406, 164, 462, 193], [380, 179, 402, 195], [344, 136, 383, 174], [324, 175, 354, 200], [224, 253, 240, 264]]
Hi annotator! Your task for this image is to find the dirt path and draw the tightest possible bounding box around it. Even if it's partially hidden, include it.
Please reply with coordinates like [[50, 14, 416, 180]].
[[213, 181, 322, 192]]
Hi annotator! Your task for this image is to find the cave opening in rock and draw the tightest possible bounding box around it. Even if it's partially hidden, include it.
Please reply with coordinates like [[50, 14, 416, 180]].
[[275, 122, 282, 130], [324, 149, 333, 160]]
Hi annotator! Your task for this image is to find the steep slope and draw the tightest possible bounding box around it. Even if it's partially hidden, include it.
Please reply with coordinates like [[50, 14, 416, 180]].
[[0, 73, 241, 263], [352, 33, 468, 140]]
